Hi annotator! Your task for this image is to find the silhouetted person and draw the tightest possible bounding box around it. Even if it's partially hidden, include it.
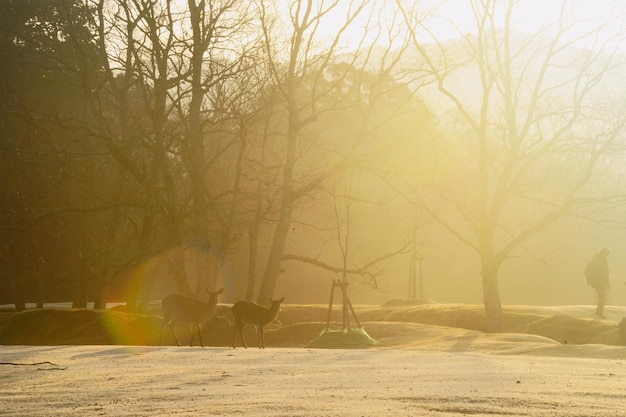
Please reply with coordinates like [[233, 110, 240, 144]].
[[585, 247, 611, 318]]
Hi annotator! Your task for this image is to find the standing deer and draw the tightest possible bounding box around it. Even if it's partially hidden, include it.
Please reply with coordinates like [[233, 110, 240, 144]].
[[160, 288, 224, 347], [232, 297, 285, 349]]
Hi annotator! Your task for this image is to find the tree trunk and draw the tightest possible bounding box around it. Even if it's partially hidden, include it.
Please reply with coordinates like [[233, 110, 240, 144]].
[[10, 267, 26, 312], [187, 0, 212, 297], [94, 294, 106, 310], [245, 260, 256, 300], [481, 258, 503, 333], [255, 91, 299, 302], [245, 211, 261, 300], [36, 277, 44, 309], [256, 134, 297, 302], [72, 282, 88, 308], [256, 198, 293, 303]]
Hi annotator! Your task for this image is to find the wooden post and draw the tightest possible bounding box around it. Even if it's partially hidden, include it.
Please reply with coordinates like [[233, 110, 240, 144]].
[[324, 278, 363, 331], [325, 279, 339, 328], [419, 256, 424, 299], [341, 280, 350, 331], [347, 295, 361, 328]]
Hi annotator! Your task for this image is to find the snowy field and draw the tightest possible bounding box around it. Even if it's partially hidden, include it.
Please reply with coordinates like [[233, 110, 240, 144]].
[[2, 344, 626, 416], [2, 303, 626, 416]]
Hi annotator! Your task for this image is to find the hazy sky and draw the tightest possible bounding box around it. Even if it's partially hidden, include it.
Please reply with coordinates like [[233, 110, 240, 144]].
[[310, 0, 626, 51], [418, 0, 626, 47]]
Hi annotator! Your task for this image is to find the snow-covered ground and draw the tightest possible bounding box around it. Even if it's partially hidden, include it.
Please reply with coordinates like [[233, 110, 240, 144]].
[[2, 303, 626, 416], [2, 343, 626, 416]]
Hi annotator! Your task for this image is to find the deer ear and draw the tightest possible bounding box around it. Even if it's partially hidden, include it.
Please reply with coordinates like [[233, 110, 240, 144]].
[[268, 296, 273, 303], [279, 297, 285, 303], [217, 288, 224, 294]]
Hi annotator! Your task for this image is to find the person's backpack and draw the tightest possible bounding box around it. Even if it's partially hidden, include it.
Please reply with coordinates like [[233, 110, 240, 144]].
[[585, 259, 597, 286]]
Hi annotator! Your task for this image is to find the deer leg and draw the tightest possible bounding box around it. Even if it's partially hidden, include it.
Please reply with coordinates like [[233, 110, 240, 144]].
[[239, 324, 248, 348], [197, 323, 204, 348], [189, 323, 195, 347], [261, 326, 266, 349], [159, 321, 167, 346], [172, 323, 182, 347], [256, 324, 263, 349]]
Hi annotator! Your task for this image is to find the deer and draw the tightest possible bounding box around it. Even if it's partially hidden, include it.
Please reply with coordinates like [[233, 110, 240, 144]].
[[232, 297, 285, 349], [159, 288, 224, 347]]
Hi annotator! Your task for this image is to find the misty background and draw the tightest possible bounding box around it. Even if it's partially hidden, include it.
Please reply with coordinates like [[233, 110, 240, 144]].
[[2, 0, 626, 321]]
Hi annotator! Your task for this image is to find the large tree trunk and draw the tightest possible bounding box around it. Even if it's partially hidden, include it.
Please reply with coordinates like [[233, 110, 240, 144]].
[[246, 129, 270, 300], [95, 170, 127, 310], [481, 258, 503, 333], [72, 280, 88, 308], [187, 0, 212, 296], [245, 206, 262, 300], [256, 122, 298, 303], [256, 197, 293, 303]]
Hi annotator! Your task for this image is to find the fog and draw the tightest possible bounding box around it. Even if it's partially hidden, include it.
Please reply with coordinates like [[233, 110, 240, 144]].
[[3, 0, 626, 318], [114, 208, 626, 309]]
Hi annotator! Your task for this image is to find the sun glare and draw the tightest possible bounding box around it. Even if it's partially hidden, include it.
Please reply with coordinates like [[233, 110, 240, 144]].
[[281, 0, 625, 53], [419, 0, 626, 49]]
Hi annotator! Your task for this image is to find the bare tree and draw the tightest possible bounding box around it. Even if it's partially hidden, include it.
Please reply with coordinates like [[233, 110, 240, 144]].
[[396, 0, 626, 331], [89, 0, 195, 300], [254, 0, 422, 302], [90, 0, 257, 300]]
